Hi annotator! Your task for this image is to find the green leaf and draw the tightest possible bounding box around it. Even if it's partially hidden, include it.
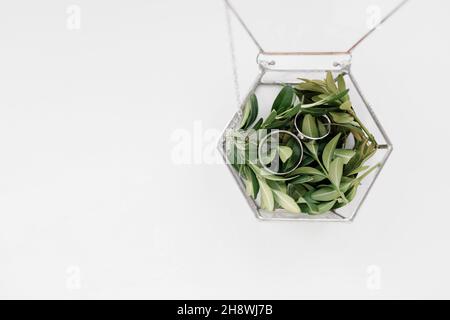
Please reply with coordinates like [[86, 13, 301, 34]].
[[334, 149, 356, 164], [344, 139, 376, 175], [283, 136, 303, 172], [311, 187, 340, 202], [261, 110, 277, 129], [328, 158, 344, 188], [316, 200, 337, 214], [289, 166, 325, 177], [344, 151, 363, 176], [290, 175, 315, 185], [339, 100, 352, 111], [238, 94, 259, 130], [330, 112, 354, 124], [309, 79, 327, 86], [263, 175, 297, 182], [249, 163, 297, 182], [317, 119, 328, 137], [273, 190, 301, 213], [247, 94, 258, 128], [310, 175, 327, 183], [267, 180, 287, 194], [322, 133, 342, 171], [239, 99, 252, 129], [266, 118, 291, 129], [276, 104, 301, 120], [350, 164, 380, 187], [329, 89, 350, 102], [278, 146, 293, 163], [252, 118, 263, 130], [257, 177, 274, 211], [333, 123, 365, 141], [362, 148, 377, 165], [347, 165, 369, 176], [334, 184, 359, 209], [304, 141, 319, 159], [312, 94, 328, 102], [299, 106, 340, 116], [301, 155, 315, 167], [287, 184, 306, 202], [243, 166, 259, 199], [336, 74, 349, 102], [339, 177, 355, 193], [301, 89, 349, 108], [346, 185, 358, 202], [337, 74, 346, 91], [326, 71, 338, 93], [299, 191, 319, 214], [272, 86, 294, 113], [296, 82, 326, 93], [301, 114, 319, 138]]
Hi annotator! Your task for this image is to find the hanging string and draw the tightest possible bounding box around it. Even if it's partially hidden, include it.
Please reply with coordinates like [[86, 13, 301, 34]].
[[223, 0, 264, 109], [348, 0, 410, 53]]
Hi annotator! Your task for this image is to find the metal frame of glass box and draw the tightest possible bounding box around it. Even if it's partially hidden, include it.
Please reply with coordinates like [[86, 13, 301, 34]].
[[218, 0, 409, 221]]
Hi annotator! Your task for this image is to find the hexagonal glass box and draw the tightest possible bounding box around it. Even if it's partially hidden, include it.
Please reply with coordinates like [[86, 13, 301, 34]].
[[219, 0, 407, 221]]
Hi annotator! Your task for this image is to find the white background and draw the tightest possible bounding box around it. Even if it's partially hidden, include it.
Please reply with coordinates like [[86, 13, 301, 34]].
[[0, 0, 449, 299]]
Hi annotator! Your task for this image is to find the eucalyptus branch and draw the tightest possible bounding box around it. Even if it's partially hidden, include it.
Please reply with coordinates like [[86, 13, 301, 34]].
[[227, 72, 378, 215]]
